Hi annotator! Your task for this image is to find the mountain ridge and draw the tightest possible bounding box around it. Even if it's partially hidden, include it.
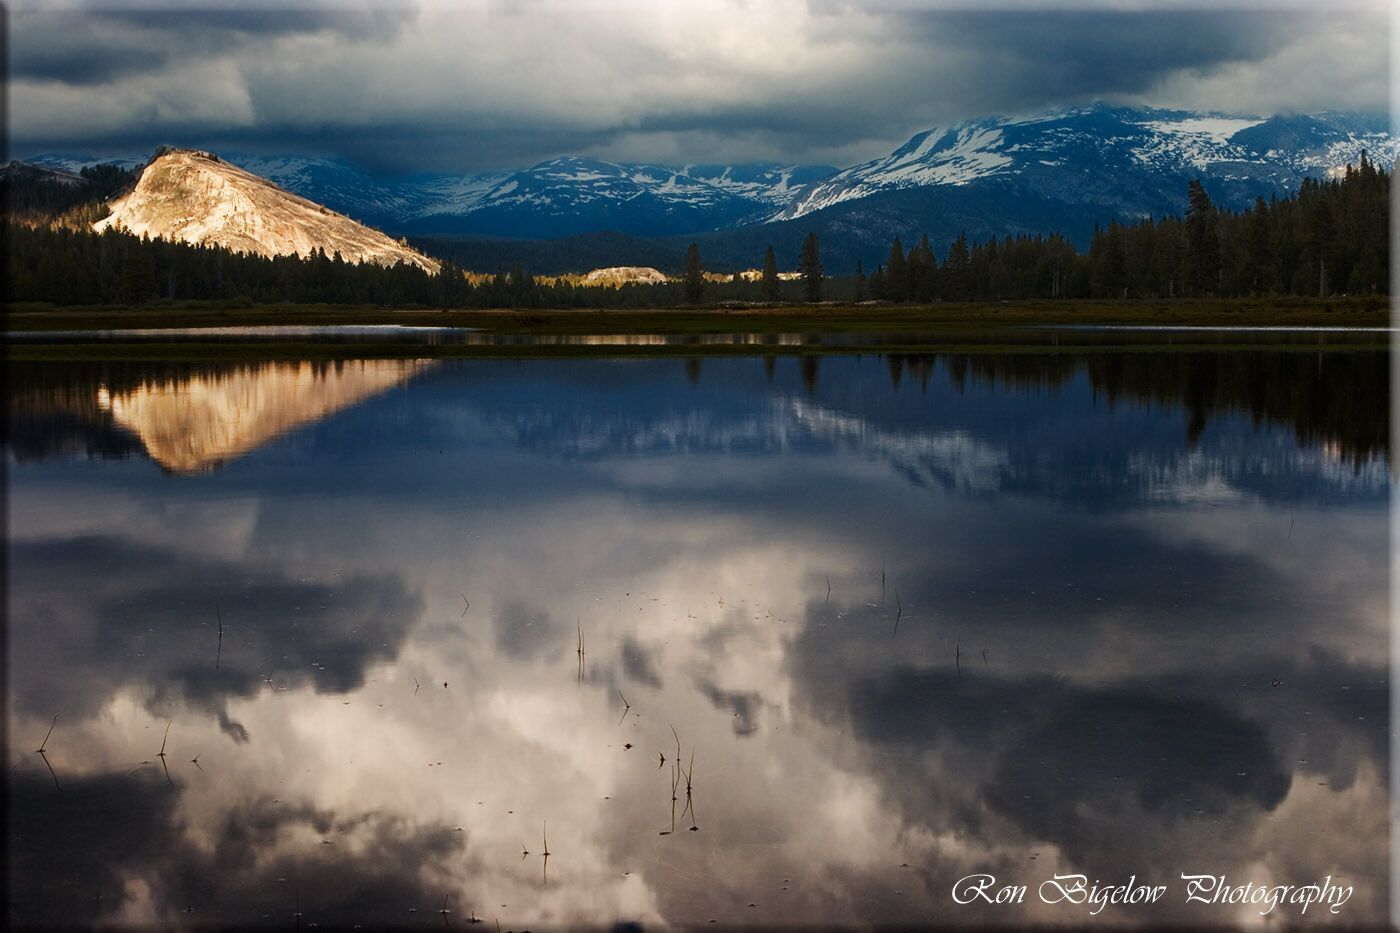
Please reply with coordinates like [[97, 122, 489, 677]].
[[21, 104, 1395, 274]]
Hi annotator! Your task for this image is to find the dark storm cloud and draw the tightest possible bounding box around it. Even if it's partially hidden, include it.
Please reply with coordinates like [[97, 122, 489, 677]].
[[8, 535, 424, 738], [11, 5, 411, 86], [694, 678, 763, 736], [781, 507, 1386, 878], [8, 2, 1386, 173], [620, 635, 664, 689], [493, 598, 565, 662], [7, 768, 468, 928], [984, 690, 1289, 852], [615, 10, 1296, 152], [918, 9, 1289, 101]]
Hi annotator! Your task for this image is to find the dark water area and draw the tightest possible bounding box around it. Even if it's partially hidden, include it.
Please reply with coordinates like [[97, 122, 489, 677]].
[[5, 345, 1390, 929]]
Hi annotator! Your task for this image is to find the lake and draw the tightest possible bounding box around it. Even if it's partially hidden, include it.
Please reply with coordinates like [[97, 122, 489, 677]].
[[6, 342, 1389, 928]]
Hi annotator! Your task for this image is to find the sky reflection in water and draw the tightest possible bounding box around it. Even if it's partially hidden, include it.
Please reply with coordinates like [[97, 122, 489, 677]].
[[6, 351, 1389, 929]]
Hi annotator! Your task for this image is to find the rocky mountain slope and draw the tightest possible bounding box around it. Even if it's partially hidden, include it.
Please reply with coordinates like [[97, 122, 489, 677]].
[[25, 104, 1395, 273], [227, 155, 836, 238], [37, 150, 837, 239], [776, 104, 1394, 223], [92, 148, 439, 273], [389, 157, 838, 238]]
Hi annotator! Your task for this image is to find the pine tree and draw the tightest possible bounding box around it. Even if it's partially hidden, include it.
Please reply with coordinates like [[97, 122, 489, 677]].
[[869, 264, 887, 300], [853, 259, 867, 301], [683, 243, 704, 303], [944, 233, 970, 301], [886, 238, 908, 302], [1305, 196, 1337, 297], [1244, 196, 1271, 294], [798, 233, 823, 302], [118, 247, 157, 305], [1186, 180, 1220, 296], [761, 245, 781, 302], [912, 234, 936, 301]]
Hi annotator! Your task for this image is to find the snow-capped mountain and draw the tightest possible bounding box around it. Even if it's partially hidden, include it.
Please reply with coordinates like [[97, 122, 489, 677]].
[[220, 153, 434, 229], [23, 151, 145, 173], [43, 151, 837, 238], [1, 160, 91, 187], [394, 156, 839, 237], [680, 163, 839, 207], [94, 148, 439, 272], [777, 104, 1395, 222], [19, 104, 1393, 271]]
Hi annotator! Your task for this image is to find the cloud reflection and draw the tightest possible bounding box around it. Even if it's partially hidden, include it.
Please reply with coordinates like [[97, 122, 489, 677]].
[[6, 352, 1388, 928]]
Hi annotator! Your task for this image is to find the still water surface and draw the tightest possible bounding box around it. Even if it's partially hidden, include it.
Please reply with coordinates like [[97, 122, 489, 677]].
[[6, 346, 1389, 928]]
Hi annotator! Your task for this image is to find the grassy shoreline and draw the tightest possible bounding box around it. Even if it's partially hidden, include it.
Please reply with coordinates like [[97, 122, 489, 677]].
[[6, 296, 1392, 329], [7, 298, 1391, 361]]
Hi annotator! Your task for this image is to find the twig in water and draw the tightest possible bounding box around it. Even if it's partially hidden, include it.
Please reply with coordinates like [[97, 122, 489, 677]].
[[414, 677, 422, 695], [893, 589, 902, 636], [825, 574, 831, 604], [660, 758, 681, 835], [576, 620, 585, 684], [460, 593, 470, 618], [36, 713, 58, 753], [541, 821, 550, 886], [955, 640, 962, 679], [617, 690, 631, 726], [157, 720, 174, 786], [440, 893, 452, 927], [982, 649, 988, 668], [37, 749, 61, 792], [681, 748, 699, 831], [190, 753, 203, 771], [215, 604, 223, 671]]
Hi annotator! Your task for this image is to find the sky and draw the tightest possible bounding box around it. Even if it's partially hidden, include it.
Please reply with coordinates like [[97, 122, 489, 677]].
[[6, 0, 1393, 175]]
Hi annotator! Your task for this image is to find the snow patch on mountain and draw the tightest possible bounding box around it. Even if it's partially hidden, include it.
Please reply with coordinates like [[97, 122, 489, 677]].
[[777, 105, 1396, 222], [1146, 117, 1265, 143], [26, 105, 1394, 242], [1, 161, 91, 186], [780, 124, 1016, 218], [23, 152, 143, 173]]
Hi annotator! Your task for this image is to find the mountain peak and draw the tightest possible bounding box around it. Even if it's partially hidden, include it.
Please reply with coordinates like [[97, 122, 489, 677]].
[[776, 105, 1396, 222], [94, 147, 439, 273]]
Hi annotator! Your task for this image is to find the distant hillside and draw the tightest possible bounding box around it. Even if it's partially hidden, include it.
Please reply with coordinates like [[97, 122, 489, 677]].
[[94, 148, 439, 273], [1, 160, 137, 227], [26, 104, 1392, 271]]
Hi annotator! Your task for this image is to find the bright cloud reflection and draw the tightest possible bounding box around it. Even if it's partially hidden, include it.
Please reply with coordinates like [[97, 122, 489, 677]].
[[6, 352, 1388, 928]]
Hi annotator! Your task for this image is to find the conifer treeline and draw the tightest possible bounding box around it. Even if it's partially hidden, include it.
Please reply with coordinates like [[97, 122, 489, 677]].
[[5, 225, 450, 307], [863, 156, 1389, 301], [4, 158, 1388, 307], [3, 223, 800, 308]]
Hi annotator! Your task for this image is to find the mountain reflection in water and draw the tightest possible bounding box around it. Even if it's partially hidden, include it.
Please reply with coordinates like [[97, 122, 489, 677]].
[[5, 349, 1388, 929]]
